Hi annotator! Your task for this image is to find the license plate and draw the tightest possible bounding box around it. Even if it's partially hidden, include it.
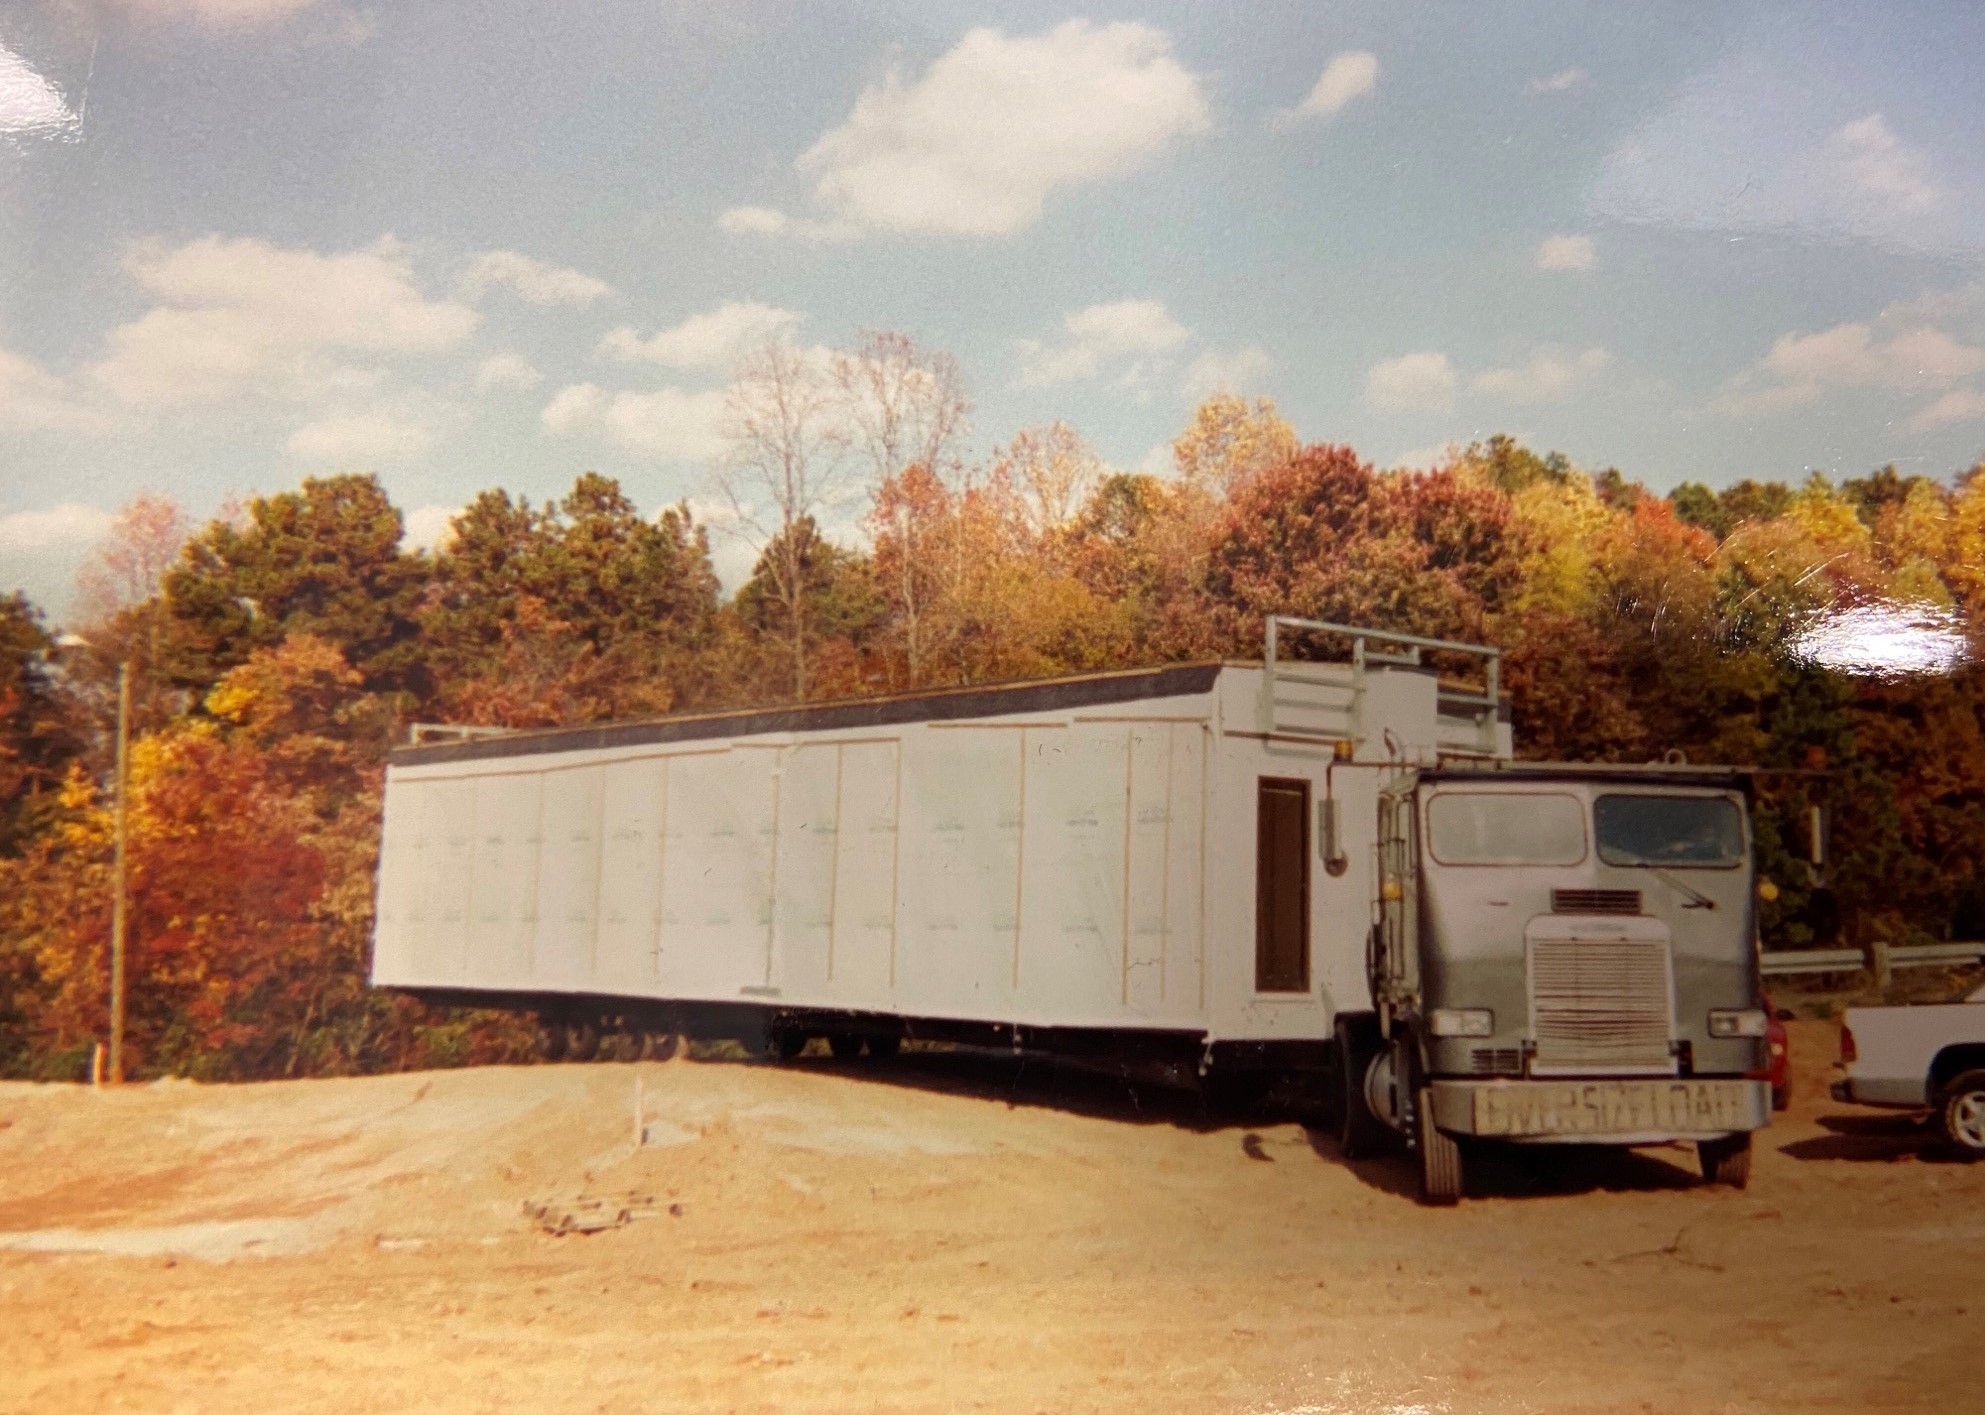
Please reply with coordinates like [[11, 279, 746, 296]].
[[1473, 1080, 1753, 1137]]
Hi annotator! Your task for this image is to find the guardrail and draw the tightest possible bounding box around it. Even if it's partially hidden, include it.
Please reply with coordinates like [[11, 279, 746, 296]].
[[1761, 941, 1985, 979]]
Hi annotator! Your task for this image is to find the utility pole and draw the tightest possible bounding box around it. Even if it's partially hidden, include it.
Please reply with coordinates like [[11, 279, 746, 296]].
[[108, 659, 130, 1085]]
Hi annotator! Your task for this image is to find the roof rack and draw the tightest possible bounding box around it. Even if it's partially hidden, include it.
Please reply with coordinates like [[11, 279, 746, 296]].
[[1264, 616, 1500, 756]]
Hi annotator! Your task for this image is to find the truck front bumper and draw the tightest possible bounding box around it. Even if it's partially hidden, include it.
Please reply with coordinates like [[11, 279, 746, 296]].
[[1426, 1077, 1770, 1143]]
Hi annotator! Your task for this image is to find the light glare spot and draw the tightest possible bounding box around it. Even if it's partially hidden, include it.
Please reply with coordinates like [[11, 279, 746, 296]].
[[1787, 601, 1969, 678]]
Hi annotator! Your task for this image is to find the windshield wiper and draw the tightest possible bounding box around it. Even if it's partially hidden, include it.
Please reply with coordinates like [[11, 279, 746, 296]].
[[1609, 855, 1717, 909]]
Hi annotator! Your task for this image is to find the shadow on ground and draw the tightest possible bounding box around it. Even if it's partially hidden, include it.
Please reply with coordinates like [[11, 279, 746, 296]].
[[683, 1045, 1711, 1202], [1777, 1112, 1966, 1164]]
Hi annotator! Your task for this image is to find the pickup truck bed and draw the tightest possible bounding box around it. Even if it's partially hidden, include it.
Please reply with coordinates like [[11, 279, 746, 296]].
[[1832, 981, 1985, 1159]]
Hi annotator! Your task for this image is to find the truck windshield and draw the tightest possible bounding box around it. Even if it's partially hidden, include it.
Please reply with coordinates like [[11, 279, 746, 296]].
[[1595, 794, 1743, 868], [1426, 792, 1585, 866]]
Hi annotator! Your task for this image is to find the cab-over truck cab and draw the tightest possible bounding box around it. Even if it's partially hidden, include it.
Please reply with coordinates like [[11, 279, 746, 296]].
[[1349, 767, 1772, 1204]]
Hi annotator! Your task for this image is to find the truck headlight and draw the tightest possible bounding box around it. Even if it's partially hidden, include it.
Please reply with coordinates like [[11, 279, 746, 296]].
[[1428, 1008, 1494, 1038], [1708, 1008, 1768, 1038]]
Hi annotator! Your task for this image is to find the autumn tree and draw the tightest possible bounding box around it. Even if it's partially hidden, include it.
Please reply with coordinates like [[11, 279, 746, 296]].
[[0, 595, 81, 854], [836, 331, 972, 684], [718, 337, 854, 700], [161, 474, 430, 708]]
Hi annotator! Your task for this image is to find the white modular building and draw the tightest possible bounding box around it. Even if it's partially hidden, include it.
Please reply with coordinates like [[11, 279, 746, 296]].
[[370, 626, 1511, 1068]]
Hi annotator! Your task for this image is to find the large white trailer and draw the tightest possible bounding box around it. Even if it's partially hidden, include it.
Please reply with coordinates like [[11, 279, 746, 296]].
[[373, 618, 1775, 1202], [371, 622, 1509, 1079]]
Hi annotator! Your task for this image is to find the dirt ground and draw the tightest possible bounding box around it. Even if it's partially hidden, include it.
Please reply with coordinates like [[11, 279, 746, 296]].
[[0, 1021, 1979, 1414]]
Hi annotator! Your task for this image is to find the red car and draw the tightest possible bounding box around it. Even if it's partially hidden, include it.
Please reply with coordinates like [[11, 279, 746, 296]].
[[1763, 990, 1791, 1111]]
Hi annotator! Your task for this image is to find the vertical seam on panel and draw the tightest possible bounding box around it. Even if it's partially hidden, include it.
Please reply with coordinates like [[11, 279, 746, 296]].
[[1120, 726, 1134, 1006], [526, 777, 546, 977], [588, 770, 608, 979], [1198, 723, 1210, 1014], [888, 738, 902, 990], [653, 757, 670, 982], [827, 742, 845, 982], [766, 747, 783, 987], [1159, 724, 1175, 1003], [461, 781, 479, 979], [1012, 728, 1028, 991]]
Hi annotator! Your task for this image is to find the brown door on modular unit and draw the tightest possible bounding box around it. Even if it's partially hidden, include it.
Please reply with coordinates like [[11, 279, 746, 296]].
[[1255, 777, 1310, 992]]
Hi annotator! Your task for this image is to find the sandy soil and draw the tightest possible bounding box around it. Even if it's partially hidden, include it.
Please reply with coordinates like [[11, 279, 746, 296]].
[[0, 1021, 1979, 1414]]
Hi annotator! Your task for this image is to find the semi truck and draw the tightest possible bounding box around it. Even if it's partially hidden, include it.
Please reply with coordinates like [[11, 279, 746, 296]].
[[369, 617, 1771, 1203]]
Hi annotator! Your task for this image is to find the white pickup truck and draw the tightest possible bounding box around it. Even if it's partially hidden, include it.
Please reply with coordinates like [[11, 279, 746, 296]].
[[1831, 979, 1985, 1159]]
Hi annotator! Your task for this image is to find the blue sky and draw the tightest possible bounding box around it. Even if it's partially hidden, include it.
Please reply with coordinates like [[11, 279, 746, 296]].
[[3, 1, 1983, 615]]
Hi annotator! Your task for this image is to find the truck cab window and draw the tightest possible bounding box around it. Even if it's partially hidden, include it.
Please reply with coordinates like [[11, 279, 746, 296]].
[[1594, 794, 1743, 868], [1256, 778, 1310, 992], [1425, 792, 1585, 866]]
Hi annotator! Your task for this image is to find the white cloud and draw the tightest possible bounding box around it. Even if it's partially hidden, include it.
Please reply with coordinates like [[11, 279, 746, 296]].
[[1714, 318, 1985, 417], [540, 382, 608, 434], [714, 206, 859, 241], [1391, 442, 1460, 472], [473, 353, 540, 392], [286, 410, 432, 464], [1364, 352, 1457, 414], [1526, 68, 1587, 96], [1, 40, 80, 140], [600, 301, 804, 371], [459, 250, 612, 307], [0, 503, 114, 555], [1535, 234, 1595, 272], [1908, 387, 1985, 433], [110, 0, 326, 27], [540, 383, 727, 462], [1018, 299, 1189, 387], [1829, 114, 1939, 213], [0, 347, 102, 433], [1180, 345, 1272, 402], [750, 20, 1208, 238], [401, 504, 460, 554], [1277, 51, 1379, 126], [89, 235, 476, 407], [1472, 347, 1612, 403]]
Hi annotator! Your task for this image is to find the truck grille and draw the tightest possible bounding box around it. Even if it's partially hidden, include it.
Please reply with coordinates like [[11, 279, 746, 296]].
[[1551, 888, 1642, 915], [1528, 937, 1675, 1073]]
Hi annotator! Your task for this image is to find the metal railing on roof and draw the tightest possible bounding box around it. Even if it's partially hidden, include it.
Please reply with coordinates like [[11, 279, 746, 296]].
[[1264, 616, 1501, 754]]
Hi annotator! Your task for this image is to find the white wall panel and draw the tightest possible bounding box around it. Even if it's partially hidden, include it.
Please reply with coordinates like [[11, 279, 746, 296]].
[[467, 773, 542, 987], [414, 778, 475, 983], [771, 743, 840, 1002], [596, 758, 666, 994], [1018, 726, 1127, 1025], [531, 767, 603, 989], [827, 740, 900, 1010], [1124, 725, 1175, 1019], [660, 751, 776, 1000], [370, 773, 425, 983], [896, 729, 1022, 1019]]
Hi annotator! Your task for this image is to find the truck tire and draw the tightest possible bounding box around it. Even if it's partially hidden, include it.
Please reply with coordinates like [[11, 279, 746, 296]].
[[639, 1030, 680, 1062], [1334, 1021, 1391, 1160], [827, 1033, 863, 1062], [1936, 1069, 1985, 1161], [1416, 1088, 1463, 1205], [566, 1020, 600, 1063], [1698, 1132, 1752, 1187], [865, 1034, 901, 1060]]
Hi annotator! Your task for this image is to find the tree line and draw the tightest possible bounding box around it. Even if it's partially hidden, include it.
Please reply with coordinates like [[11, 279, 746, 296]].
[[2, 331, 1983, 1080]]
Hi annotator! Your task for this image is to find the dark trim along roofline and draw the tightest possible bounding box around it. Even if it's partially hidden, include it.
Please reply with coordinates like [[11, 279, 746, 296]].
[[392, 662, 1227, 767]]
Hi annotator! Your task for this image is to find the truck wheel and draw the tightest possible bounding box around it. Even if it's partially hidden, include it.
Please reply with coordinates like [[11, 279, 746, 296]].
[[763, 1027, 806, 1063], [537, 1018, 569, 1063], [1416, 1088, 1463, 1206], [1936, 1070, 1985, 1161], [827, 1033, 862, 1062], [1334, 1022, 1391, 1160], [1698, 1132, 1752, 1187], [865, 1035, 901, 1060], [639, 1031, 681, 1062], [566, 1021, 600, 1063]]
